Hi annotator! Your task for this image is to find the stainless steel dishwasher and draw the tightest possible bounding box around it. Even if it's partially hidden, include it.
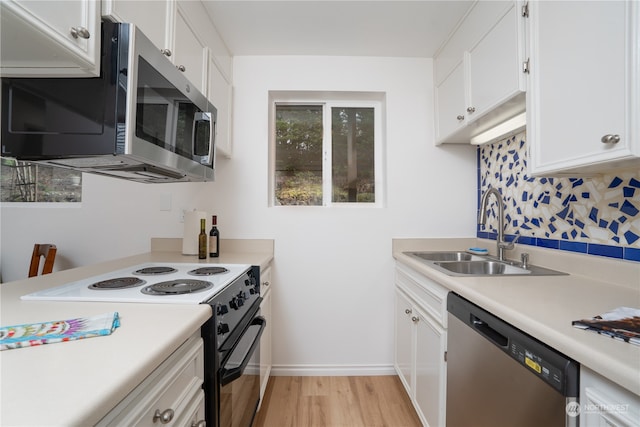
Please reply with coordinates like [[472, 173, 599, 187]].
[[446, 292, 580, 427]]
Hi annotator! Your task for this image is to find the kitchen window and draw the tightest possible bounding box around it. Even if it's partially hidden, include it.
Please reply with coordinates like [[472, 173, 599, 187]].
[[270, 92, 384, 206], [0, 157, 82, 203]]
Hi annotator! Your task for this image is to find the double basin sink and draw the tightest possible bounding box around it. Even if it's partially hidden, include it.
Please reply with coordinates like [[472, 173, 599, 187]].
[[404, 251, 566, 277]]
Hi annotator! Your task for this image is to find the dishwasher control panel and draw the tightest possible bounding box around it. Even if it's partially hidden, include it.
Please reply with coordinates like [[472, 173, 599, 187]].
[[510, 340, 564, 392]]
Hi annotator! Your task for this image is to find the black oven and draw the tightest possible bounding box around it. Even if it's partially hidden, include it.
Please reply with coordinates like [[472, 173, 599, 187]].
[[202, 266, 265, 427]]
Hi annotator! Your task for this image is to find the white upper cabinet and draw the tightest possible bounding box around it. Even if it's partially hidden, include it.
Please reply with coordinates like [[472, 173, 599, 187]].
[[434, 1, 527, 145], [208, 52, 233, 158], [102, 0, 175, 57], [0, 0, 100, 76], [527, 0, 639, 175], [172, 5, 208, 94], [435, 60, 467, 141]]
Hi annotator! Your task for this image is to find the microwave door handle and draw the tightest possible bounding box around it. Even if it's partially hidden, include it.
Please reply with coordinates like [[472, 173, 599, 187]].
[[220, 316, 266, 386], [193, 112, 213, 164]]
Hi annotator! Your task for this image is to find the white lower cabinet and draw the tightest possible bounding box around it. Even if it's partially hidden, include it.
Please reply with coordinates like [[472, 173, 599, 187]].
[[580, 367, 640, 427], [97, 333, 205, 427], [395, 263, 449, 427], [259, 266, 273, 405]]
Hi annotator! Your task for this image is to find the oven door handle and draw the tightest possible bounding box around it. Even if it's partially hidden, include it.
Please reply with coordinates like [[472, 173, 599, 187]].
[[219, 316, 266, 386]]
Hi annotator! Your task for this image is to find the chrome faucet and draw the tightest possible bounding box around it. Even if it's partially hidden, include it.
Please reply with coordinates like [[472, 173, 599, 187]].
[[478, 187, 516, 261]]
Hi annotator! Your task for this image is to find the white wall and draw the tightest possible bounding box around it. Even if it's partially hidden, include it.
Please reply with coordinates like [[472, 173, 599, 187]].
[[219, 56, 477, 374], [0, 175, 220, 282], [0, 55, 477, 374]]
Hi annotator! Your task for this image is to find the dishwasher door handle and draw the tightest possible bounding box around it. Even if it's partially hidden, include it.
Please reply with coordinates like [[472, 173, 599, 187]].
[[471, 315, 508, 348]]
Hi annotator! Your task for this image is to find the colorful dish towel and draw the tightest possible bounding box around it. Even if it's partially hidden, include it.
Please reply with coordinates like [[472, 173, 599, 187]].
[[572, 307, 640, 346], [0, 312, 120, 351]]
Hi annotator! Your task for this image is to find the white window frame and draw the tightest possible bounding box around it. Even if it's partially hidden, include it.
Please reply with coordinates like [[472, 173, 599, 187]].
[[269, 91, 385, 208]]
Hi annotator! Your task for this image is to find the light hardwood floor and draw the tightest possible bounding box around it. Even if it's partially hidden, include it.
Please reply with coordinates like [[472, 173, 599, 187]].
[[254, 376, 422, 427]]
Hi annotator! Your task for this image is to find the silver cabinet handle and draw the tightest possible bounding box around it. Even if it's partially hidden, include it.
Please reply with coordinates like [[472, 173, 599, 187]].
[[177, 65, 186, 72], [601, 134, 620, 144], [466, 106, 476, 113], [191, 420, 206, 427], [404, 308, 412, 315], [153, 408, 174, 424], [411, 316, 419, 323], [160, 48, 172, 57], [456, 115, 465, 121], [262, 281, 270, 287], [69, 26, 90, 39]]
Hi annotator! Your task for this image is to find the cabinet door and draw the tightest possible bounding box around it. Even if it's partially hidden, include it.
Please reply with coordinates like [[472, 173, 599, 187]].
[[259, 267, 273, 403], [208, 53, 234, 158], [394, 290, 414, 395], [173, 6, 208, 94], [0, 0, 100, 76], [467, 3, 523, 120], [414, 308, 446, 427], [102, 0, 174, 55], [528, 0, 639, 175], [580, 367, 640, 427], [434, 60, 467, 144]]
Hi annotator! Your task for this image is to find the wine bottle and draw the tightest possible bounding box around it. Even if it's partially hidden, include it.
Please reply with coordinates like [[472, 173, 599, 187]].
[[209, 215, 220, 257], [198, 218, 207, 259]]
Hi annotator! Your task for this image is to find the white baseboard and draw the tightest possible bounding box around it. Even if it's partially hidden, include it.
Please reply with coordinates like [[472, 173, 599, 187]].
[[270, 364, 396, 376]]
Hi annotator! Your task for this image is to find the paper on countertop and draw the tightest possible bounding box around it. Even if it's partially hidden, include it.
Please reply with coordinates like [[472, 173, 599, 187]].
[[572, 307, 640, 346], [0, 312, 120, 351]]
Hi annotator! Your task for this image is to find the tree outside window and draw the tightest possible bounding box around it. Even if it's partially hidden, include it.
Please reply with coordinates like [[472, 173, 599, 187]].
[[274, 100, 380, 206]]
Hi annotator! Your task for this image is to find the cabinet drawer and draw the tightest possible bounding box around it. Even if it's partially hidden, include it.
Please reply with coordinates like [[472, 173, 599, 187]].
[[98, 334, 204, 426], [395, 263, 449, 327]]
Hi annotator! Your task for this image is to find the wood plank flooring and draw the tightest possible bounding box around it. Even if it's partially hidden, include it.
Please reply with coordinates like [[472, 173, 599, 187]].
[[254, 376, 422, 427]]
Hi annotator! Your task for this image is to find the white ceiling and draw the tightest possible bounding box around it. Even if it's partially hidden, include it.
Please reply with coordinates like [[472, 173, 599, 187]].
[[202, 1, 474, 57]]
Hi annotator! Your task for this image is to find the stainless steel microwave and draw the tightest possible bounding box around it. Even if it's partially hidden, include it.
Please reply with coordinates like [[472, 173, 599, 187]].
[[1, 20, 216, 183]]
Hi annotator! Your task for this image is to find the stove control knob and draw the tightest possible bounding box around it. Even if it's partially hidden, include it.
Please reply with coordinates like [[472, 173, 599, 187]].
[[249, 288, 256, 295], [245, 279, 251, 286], [229, 297, 238, 310], [236, 297, 244, 307], [217, 323, 229, 335], [217, 304, 228, 316]]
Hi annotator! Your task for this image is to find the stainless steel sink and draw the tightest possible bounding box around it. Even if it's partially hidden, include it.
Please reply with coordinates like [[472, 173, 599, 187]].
[[403, 251, 567, 277], [434, 260, 529, 275], [408, 251, 478, 262]]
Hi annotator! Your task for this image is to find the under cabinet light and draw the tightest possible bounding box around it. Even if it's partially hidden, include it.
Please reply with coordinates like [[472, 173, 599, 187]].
[[470, 112, 527, 145]]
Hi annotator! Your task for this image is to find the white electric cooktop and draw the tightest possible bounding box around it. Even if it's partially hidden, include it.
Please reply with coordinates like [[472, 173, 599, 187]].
[[21, 262, 251, 304]]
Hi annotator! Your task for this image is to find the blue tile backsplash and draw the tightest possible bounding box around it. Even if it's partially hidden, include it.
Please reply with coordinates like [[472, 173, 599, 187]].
[[477, 132, 640, 262]]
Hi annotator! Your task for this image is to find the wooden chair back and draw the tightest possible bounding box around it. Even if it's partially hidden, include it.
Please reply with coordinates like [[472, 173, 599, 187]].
[[29, 244, 57, 277]]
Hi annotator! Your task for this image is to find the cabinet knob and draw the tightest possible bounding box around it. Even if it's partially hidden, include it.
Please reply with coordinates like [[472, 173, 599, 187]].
[[405, 308, 412, 315], [161, 48, 172, 57], [263, 281, 270, 287], [153, 408, 174, 424], [191, 420, 206, 427], [69, 26, 90, 39], [466, 107, 476, 113], [456, 115, 465, 121], [601, 134, 620, 144], [411, 316, 419, 323], [177, 65, 186, 72]]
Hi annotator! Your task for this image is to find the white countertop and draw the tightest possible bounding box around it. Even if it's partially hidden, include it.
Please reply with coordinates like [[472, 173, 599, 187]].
[[0, 241, 274, 426], [393, 238, 640, 397]]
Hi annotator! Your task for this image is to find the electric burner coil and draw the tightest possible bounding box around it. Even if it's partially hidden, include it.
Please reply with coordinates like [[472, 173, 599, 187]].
[[188, 267, 229, 276], [141, 279, 213, 295], [89, 277, 146, 290]]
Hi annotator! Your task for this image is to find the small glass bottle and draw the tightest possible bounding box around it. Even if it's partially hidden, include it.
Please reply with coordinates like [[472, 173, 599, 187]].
[[198, 218, 207, 259], [209, 215, 220, 257]]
